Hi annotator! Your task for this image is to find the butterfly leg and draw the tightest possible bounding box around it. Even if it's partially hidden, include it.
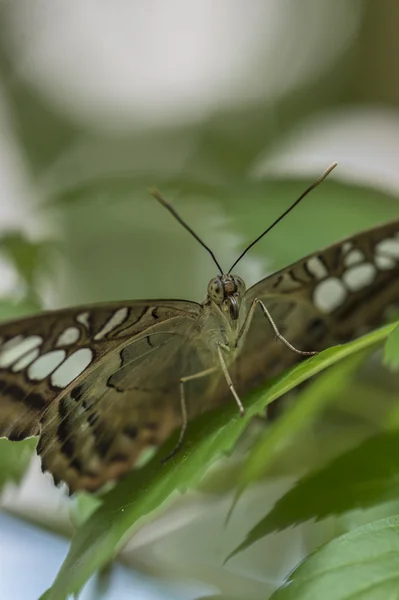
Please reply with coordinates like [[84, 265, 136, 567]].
[[237, 298, 317, 357], [162, 366, 218, 463], [217, 344, 245, 415]]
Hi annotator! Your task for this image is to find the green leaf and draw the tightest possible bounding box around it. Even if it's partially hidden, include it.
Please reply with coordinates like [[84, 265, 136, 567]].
[[270, 516, 399, 600], [0, 232, 56, 304], [0, 438, 36, 489], [223, 350, 371, 529], [42, 322, 397, 600], [70, 493, 103, 529], [0, 298, 40, 321], [229, 428, 399, 560], [384, 325, 399, 370], [238, 350, 369, 489], [54, 176, 399, 276]]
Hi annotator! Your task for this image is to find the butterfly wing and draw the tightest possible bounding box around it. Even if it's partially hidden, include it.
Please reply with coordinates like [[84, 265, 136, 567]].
[[233, 219, 399, 392], [0, 299, 222, 491], [1, 220, 398, 490]]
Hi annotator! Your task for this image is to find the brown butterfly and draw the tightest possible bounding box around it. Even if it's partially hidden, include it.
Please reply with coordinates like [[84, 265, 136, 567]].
[[0, 164, 398, 492]]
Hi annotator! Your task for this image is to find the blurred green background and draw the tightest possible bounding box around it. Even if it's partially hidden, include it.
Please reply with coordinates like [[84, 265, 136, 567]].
[[0, 1, 398, 599]]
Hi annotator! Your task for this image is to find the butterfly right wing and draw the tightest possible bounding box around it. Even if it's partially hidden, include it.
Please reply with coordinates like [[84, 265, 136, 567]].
[[233, 218, 399, 393]]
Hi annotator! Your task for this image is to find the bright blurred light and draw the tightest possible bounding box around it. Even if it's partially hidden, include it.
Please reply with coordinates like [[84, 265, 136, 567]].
[[4, 0, 362, 131], [252, 107, 399, 195]]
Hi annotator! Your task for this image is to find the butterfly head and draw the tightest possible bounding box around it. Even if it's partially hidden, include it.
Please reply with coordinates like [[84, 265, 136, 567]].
[[207, 274, 246, 320]]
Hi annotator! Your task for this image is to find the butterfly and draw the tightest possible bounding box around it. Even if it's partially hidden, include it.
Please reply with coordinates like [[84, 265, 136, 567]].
[[0, 164, 398, 492]]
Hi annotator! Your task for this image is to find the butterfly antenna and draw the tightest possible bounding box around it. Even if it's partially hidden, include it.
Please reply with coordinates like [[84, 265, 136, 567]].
[[227, 162, 338, 274], [150, 188, 224, 275]]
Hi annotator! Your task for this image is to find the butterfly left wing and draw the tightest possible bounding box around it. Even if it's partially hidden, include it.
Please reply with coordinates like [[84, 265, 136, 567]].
[[0, 300, 224, 491], [233, 218, 399, 393]]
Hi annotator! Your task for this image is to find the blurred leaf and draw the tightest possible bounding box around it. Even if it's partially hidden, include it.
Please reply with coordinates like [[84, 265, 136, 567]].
[[223, 351, 375, 526], [0, 438, 36, 489], [270, 516, 399, 600], [48, 174, 399, 307], [41, 322, 396, 600], [229, 429, 399, 561], [237, 350, 370, 490], [221, 178, 399, 274], [70, 493, 103, 529], [0, 232, 56, 304], [0, 297, 41, 321], [195, 596, 250, 600], [51, 175, 399, 257], [384, 325, 399, 370]]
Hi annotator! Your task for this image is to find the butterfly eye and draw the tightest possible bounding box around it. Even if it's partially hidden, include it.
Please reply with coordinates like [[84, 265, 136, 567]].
[[232, 275, 246, 295], [207, 277, 224, 303]]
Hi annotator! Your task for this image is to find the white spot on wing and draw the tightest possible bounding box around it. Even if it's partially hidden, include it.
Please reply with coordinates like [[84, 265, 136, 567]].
[[343, 263, 376, 292], [51, 348, 93, 388], [342, 242, 353, 253], [0, 335, 42, 368], [344, 249, 365, 266], [306, 257, 328, 280], [376, 239, 399, 259], [375, 254, 396, 270], [313, 278, 347, 313], [12, 348, 40, 372], [56, 326, 80, 347], [28, 350, 66, 381], [0, 335, 23, 351], [76, 311, 90, 329], [94, 307, 129, 341]]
